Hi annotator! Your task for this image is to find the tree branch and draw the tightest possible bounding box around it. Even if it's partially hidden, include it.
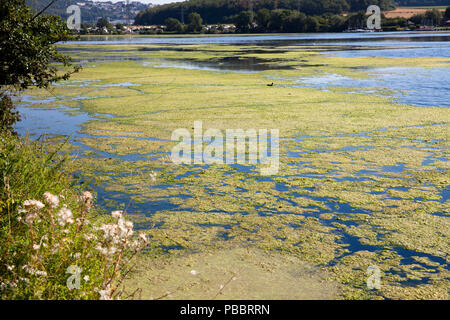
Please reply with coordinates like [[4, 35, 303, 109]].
[[30, 0, 59, 22]]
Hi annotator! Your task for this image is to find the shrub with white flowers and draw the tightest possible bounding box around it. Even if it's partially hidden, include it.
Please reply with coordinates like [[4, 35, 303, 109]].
[[0, 191, 148, 300]]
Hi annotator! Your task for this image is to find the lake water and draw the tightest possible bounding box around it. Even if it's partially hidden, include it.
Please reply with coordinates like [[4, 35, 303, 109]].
[[18, 31, 450, 139], [15, 32, 450, 290], [68, 31, 450, 48], [111, 32, 449, 108]]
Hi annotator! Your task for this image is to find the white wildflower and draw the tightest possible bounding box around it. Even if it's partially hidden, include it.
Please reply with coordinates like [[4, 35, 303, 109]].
[[83, 233, 95, 241], [125, 220, 133, 231], [99, 285, 112, 300], [24, 212, 37, 225], [95, 245, 110, 256], [131, 240, 140, 249], [56, 205, 74, 226], [108, 246, 117, 255], [139, 233, 148, 243], [82, 191, 93, 204], [32, 244, 40, 251], [111, 210, 123, 219], [35, 270, 47, 277], [21, 265, 46, 277], [23, 200, 45, 211], [43, 192, 59, 209]]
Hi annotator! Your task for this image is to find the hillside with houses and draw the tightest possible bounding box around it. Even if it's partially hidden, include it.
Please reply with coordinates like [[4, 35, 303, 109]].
[[25, 0, 151, 24]]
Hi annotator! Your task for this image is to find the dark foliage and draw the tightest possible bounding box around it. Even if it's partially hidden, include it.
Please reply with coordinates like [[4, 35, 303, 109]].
[[135, 0, 395, 26], [0, 0, 80, 132]]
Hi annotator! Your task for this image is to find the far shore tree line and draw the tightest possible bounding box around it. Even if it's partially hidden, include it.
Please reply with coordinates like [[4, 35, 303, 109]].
[[79, 6, 450, 35], [162, 7, 450, 34]]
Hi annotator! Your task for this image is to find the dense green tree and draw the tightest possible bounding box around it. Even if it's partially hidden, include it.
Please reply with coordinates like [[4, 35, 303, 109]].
[[410, 13, 425, 25], [346, 0, 393, 11], [187, 12, 203, 33], [425, 8, 443, 25], [322, 0, 350, 13], [346, 11, 367, 29], [256, 8, 271, 31], [165, 17, 183, 32], [328, 14, 347, 32], [268, 9, 292, 32], [381, 16, 407, 30], [306, 16, 320, 32], [0, 0, 79, 132], [0, 0, 79, 91], [396, 0, 448, 5], [135, 0, 395, 26], [234, 10, 254, 33], [283, 11, 307, 33], [96, 17, 114, 33]]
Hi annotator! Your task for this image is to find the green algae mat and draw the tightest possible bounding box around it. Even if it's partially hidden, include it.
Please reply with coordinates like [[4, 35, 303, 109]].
[[20, 41, 450, 300]]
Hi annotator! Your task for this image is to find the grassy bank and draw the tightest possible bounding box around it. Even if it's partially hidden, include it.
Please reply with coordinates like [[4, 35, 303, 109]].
[[0, 133, 148, 299]]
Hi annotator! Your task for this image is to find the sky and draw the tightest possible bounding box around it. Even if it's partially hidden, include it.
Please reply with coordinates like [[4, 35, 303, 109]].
[[94, 0, 185, 4]]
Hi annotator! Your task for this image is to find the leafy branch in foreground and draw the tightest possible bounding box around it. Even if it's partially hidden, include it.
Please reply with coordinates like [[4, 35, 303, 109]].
[[0, 0, 81, 131]]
